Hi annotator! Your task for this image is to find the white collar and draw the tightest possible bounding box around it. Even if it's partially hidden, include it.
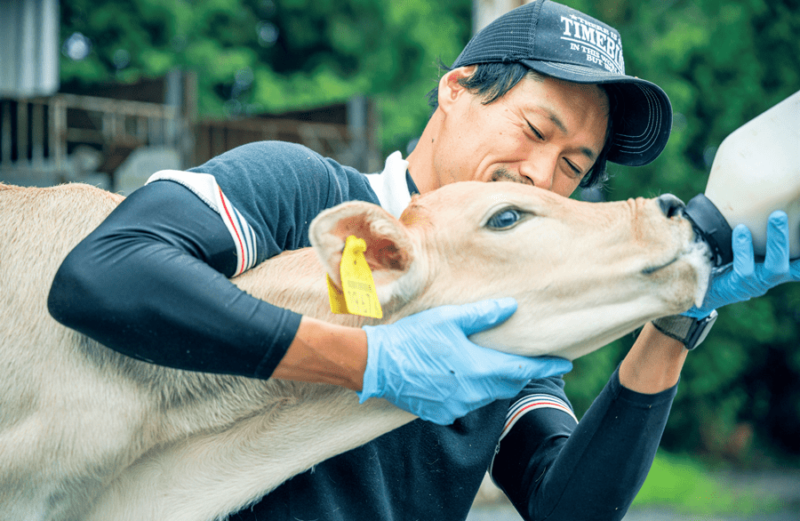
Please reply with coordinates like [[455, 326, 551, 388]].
[[365, 151, 411, 219]]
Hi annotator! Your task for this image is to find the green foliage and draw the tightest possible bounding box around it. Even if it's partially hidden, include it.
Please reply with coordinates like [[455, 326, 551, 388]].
[[60, 0, 471, 152], [633, 450, 784, 513], [60, 0, 800, 459]]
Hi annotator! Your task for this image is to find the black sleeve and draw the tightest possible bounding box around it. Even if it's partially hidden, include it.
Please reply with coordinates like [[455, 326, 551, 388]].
[[47, 181, 302, 378], [491, 368, 677, 520]]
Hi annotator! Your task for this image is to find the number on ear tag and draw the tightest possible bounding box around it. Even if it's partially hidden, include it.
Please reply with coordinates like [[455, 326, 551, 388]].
[[326, 235, 383, 318]]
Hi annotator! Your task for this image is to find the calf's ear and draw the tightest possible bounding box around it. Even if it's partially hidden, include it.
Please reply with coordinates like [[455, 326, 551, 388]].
[[309, 201, 421, 305]]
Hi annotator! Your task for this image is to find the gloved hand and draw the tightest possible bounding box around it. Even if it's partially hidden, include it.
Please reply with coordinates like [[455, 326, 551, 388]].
[[683, 211, 800, 319], [358, 297, 572, 425]]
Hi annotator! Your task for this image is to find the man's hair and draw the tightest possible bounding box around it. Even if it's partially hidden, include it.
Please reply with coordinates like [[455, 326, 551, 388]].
[[426, 62, 615, 189]]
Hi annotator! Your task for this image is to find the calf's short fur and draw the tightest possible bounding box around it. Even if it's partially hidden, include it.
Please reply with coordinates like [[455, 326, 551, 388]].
[[0, 181, 710, 520]]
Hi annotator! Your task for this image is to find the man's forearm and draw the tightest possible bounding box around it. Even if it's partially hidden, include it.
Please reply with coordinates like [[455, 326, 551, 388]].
[[484, 323, 689, 521], [619, 322, 688, 394], [493, 368, 679, 521]]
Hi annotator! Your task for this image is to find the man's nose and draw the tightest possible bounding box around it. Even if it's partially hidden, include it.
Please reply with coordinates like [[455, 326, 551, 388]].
[[520, 159, 556, 191]]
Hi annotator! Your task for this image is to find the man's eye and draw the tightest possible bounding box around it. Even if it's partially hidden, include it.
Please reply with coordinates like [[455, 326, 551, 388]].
[[486, 209, 521, 229], [565, 159, 583, 177], [528, 124, 544, 140]]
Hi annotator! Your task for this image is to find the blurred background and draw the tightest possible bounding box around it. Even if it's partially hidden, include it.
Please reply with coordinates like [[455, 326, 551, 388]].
[[1, 0, 799, 517]]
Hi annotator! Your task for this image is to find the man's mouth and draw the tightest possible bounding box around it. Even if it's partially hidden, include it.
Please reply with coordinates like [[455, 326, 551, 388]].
[[491, 168, 532, 186]]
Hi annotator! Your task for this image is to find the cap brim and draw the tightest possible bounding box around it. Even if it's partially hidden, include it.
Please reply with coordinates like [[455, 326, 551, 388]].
[[521, 59, 672, 167]]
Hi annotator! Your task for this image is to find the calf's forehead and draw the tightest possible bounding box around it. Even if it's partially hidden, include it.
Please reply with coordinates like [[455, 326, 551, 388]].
[[401, 181, 638, 259], [407, 181, 575, 225]]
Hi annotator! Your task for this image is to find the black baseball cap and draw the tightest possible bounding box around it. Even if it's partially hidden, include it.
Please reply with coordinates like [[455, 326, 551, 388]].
[[452, 0, 672, 167]]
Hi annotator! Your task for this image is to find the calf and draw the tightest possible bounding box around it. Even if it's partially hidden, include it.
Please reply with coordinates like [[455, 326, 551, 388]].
[[0, 181, 710, 521]]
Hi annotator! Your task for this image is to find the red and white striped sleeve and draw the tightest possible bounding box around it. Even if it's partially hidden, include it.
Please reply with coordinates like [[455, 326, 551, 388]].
[[499, 393, 578, 443], [146, 170, 257, 276]]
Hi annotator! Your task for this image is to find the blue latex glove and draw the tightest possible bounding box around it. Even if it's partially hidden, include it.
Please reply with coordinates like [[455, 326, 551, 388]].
[[683, 211, 800, 319], [358, 297, 573, 425]]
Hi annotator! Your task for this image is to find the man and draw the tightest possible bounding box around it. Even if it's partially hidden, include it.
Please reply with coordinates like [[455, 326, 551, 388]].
[[48, 1, 799, 520]]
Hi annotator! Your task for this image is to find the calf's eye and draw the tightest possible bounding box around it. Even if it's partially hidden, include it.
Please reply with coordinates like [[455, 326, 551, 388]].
[[486, 208, 521, 229]]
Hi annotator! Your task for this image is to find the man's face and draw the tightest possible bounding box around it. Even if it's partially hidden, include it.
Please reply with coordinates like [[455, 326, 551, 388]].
[[434, 71, 609, 198]]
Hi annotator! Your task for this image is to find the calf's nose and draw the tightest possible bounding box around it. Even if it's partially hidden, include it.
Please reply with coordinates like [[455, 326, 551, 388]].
[[656, 194, 686, 218]]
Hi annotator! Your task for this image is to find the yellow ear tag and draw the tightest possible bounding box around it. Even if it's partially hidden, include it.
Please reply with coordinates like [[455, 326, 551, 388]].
[[326, 235, 383, 319]]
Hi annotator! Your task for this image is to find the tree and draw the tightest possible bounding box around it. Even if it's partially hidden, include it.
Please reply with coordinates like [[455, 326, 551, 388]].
[[60, 0, 472, 154]]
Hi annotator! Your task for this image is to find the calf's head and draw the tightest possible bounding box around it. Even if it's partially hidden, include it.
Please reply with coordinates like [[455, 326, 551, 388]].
[[311, 181, 710, 361]]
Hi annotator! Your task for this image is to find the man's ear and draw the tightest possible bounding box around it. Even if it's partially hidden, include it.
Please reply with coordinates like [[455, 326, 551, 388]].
[[438, 65, 477, 114], [309, 202, 423, 306]]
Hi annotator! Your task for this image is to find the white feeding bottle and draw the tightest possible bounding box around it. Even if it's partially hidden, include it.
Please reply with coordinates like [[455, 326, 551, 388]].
[[684, 90, 800, 266]]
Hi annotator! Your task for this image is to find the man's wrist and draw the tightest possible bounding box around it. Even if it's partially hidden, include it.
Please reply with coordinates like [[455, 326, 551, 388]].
[[619, 323, 687, 394], [273, 317, 368, 391]]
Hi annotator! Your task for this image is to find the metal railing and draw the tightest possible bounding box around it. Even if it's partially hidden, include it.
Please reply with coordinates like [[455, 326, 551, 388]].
[[1, 93, 380, 186], [195, 117, 352, 166], [0, 94, 181, 181]]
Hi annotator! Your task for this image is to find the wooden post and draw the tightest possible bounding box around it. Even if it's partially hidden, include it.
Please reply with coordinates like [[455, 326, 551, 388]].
[[51, 97, 65, 173], [473, 0, 529, 33], [211, 125, 224, 158], [181, 70, 197, 168], [1, 101, 11, 167], [31, 101, 44, 166], [137, 116, 147, 144], [17, 99, 28, 164]]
